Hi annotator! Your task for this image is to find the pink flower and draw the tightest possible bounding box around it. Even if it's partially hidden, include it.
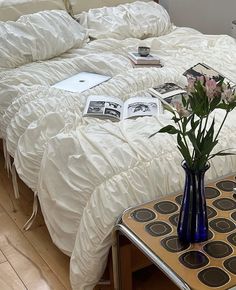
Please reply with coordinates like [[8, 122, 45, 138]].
[[186, 78, 195, 93], [221, 88, 236, 103], [205, 79, 217, 100], [205, 79, 217, 90], [172, 100, 190, 117], [196, 76, 205, 84]]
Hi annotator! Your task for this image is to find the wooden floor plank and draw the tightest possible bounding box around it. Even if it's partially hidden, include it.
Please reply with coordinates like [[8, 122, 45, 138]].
[[0, 203, 66, 290], [0, 153, 71, 289], [0, 261, 26, 290], [0, 249, 6, 263], [24, 226, 71, 289]]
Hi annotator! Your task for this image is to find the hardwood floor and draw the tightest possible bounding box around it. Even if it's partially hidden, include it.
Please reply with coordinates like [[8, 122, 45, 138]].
[[0, 152, 71, 290], [0, 149, 179, 290]]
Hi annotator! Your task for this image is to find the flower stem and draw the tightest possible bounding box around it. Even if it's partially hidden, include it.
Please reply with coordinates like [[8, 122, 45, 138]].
[[214, 111, 229, 141], [179, 117, 192, 167]]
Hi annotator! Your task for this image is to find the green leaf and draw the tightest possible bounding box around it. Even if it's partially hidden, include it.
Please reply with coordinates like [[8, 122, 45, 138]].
[[149, 131, 158, 138], [187, 131, 200, 154], [190, 116, 200, 132], [208, 149, 236, 160], [159, 125, 179, 135], [149, 125, 179, 138], [182, 94, 187, 107], [210, 95, 221, 111], [172, 116, 180, 123], [217, 102, 228, 110], [177, 133, 192, 166]]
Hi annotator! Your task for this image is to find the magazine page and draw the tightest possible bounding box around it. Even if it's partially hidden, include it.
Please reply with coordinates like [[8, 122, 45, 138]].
[[150, 83, 186, 105], [183, 63, 224, 82], [183, 63, 235, 87], [83, 95, 123, 120], [123, 97, 161, 119]]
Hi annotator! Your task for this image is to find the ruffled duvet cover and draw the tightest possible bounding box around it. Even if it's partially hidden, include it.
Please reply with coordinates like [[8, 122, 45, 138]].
[[1, 24, 236, 290]]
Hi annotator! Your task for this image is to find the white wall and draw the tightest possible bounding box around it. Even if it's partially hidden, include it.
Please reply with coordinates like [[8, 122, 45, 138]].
[[160, 0, 236, 36]]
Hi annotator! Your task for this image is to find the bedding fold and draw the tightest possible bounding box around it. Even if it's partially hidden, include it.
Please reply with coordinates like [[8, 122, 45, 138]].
[[0, 10, 88, 68]]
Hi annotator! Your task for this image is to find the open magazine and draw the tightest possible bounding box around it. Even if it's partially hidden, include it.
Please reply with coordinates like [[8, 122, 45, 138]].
[[83, 95, 162, 120], [149, 83, 187, 106]]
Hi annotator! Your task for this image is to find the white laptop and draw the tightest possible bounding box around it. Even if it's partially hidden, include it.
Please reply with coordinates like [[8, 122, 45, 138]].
[[52, 72, 111, 93]]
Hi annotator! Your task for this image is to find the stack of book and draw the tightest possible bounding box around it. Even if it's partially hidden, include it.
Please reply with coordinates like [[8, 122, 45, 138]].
[[128, 52, 162, 68]]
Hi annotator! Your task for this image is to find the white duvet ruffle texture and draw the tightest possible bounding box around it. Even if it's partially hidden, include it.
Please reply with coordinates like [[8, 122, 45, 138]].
[[0, 10, 88, 68], [13, 69, 176, 192], [78, 1, 172, 40], [39, 112, 236, 290], [0, 0, 66, 22]]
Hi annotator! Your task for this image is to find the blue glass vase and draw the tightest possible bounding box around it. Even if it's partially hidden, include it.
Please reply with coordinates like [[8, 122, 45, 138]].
[[177, 161, 210, 243]]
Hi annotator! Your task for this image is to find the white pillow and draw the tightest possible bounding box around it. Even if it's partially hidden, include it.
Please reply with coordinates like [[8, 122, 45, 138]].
[[70, 0, 150, 14], [0, 10, 88, 68], [78, 1, 172, 40], [0, 0, 66, 22]]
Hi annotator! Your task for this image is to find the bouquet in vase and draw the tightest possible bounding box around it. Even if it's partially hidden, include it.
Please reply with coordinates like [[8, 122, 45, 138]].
[[151, 76, 236, 243]]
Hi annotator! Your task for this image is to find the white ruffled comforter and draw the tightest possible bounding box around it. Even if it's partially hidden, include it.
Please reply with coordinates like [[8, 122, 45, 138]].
[[1, 25, 236, 290]]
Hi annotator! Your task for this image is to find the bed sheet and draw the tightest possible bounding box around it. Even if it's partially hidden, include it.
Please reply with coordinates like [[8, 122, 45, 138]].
[[1, 27, 236, 290]]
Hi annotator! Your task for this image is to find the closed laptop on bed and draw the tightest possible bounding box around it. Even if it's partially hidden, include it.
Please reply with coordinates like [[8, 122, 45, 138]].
[[52, 72, 111, 93]]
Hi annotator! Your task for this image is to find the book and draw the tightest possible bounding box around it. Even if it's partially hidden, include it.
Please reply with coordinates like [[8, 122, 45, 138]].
[[132, 63, 163, 69], [183, 63, 235, 87], [149, 83, 187, 106], [128, 52, 161, 65], [51, 72, 111, 93], [83, 95, 162, 120]]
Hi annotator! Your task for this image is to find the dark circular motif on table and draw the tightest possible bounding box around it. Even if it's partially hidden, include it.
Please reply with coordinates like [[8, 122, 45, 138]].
[[198, 267, 230, 287], [161, 235, 190, 253], [207, 206, 217, 219], [224, 257, 236, 275], [175, 194, 183, 205], [169, 213, 179, 227], [227, 232, 236, 246], [203, 241, 233, 258], [216, 180, 236, 192], [179, 251, 209, 269], [145, 221, 172, 237], [207, 230, 214, 240], [205, 187, 221, 199], [212, 198, 236, 211], [209, 218, 236, 233], [154, 201, 178, 214], [131, 208, 156, 222], [231, 211, 236, 221]]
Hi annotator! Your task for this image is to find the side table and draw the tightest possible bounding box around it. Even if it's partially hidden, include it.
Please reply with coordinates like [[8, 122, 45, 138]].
[[112, 175, 236, 290]]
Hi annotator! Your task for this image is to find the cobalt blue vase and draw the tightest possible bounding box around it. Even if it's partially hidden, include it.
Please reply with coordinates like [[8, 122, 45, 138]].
[[177, 161, 210, 243]]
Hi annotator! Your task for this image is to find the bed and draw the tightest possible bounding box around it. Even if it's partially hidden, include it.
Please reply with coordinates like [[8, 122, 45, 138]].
[[1, 1, 236, 290]]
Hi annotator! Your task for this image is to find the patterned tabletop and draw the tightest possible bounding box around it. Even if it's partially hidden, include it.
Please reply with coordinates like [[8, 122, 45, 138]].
[[121, 176, 236, 290]]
